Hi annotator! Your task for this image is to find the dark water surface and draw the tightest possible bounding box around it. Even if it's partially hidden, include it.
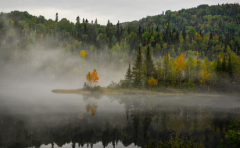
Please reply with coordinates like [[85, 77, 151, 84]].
[[0, 83, 240, 148]]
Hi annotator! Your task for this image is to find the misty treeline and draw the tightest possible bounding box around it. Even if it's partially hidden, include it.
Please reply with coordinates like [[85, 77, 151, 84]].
[[121, 46, 240, 91], [0, 3, 240, 89]]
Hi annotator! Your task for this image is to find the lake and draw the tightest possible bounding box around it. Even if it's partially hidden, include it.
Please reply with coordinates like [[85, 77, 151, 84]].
[[0, 82, 240, 148]]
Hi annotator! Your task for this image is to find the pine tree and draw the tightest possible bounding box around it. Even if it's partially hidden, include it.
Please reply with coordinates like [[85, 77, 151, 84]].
[[116, 20, 120, 42], [55, 13, 58, 22], [222, 54, 227, 72], [95, 18, 98, 24], [125, 64, 132, 87], [145, 46, 156, 78], [216, 57, 221, 71], [132, 47, 143, 88], [76, 16, 80, 23], [182, 26, 186, 40], [163, 52, 169, 83], [228, 53, 233, 76], [156, 26, 159, 32]]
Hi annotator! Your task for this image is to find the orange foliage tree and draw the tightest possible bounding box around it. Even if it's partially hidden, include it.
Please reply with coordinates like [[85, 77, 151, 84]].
[[86, 69, 99, 88], [92, 69, 99, 84]]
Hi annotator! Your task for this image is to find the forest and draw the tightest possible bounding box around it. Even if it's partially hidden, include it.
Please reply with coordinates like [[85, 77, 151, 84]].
[[0, 3, 240, 91]]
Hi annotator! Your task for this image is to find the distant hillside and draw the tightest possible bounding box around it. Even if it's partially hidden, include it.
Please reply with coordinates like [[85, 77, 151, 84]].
[[0, 3, 240, 61], [123, 3, 240, 35]]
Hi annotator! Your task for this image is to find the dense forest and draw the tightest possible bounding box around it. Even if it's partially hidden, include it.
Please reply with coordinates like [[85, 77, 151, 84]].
[[0, 3, 240, 91]]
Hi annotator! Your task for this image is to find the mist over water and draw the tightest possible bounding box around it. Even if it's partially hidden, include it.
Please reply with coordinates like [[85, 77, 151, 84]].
[[0, 38, 240, 148], [0, 73, 240, 148]]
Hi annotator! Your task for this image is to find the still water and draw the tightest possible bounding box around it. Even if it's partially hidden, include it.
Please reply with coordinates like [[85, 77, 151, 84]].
[[0, 83, 240, 148]]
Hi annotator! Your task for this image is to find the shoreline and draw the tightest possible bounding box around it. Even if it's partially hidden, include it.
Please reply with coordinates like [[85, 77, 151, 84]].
[[52, 88, 224, 97]]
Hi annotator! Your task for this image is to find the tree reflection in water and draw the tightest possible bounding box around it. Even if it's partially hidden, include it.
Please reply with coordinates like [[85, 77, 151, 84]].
[[84, 95, 98, 116], [0, 95, 239, 148]]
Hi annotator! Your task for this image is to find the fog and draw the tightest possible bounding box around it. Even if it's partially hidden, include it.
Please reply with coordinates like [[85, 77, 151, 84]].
[[0, 42, 128, 91], [0, 20, 240, 148]]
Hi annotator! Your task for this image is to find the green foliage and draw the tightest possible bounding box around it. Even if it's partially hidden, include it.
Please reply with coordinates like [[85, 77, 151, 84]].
[[132, 47, 143, 88], [145, 135, 205, 148], [1, 5, 240, 91], [225, 121, 240, 148], [125, 64, 132, 88], [145, 46, 156, 78]]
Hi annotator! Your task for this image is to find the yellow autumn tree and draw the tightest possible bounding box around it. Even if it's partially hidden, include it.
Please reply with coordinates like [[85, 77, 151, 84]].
[[86, 72, 92, 87], [174, 53, 186, 86], [80, 50, 87, 58], [148, 77, 158, 89], [199, 63, 211, 86]]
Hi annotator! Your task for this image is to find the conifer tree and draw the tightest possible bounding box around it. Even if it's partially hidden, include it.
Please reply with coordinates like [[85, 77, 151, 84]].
[[132, 47, 143, 88], [145, 46, 156, 78], [222, 54, 227, 72], [55, 13, 58, 22], [95, 18, 98, 24], [228, 53, 233, 77], [116, 20, 120, 42], [156, 26, 159, 32], [76, 16, 80, 23], [163, 52, 169, 83], [125, 64, 132, 87], [182, 26, 186, 40]]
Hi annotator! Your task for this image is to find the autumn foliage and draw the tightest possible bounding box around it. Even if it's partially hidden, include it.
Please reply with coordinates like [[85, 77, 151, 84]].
[[80, 50, 87, 58], [148, 77, 158, 88], [86, 69, 99, 88]]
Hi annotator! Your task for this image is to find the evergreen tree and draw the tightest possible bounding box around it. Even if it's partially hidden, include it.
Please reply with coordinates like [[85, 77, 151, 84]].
[[216, 57, 221, 71], [145, 46, 156, 78], [222, 54, 227, 72], [132, 47, 143, 88], [55, 13, 58, 22], [76, 16, 80, 24], [228, 53, 233, 76], [125, 64, 132, 87], [116, 20, 120, 42], [182, 26, 186, 40], [95, 18, 98, 24], [156, 26, 159, 32]]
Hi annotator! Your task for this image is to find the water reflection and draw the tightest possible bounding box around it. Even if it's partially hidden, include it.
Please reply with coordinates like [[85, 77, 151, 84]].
[[0, 94, 239, 148], [83, 95, 99, 116]]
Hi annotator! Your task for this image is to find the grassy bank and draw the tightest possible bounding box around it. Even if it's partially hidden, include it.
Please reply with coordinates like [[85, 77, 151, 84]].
[[52, 87, 223, 97]]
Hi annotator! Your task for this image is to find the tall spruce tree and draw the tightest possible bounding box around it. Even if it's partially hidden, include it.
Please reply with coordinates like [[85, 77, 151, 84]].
[[132, 47, 143, 88], [145, 46, 156, 78], [222, 54, 227, 72], [76, 16, 80, 24], [182, 26, 186, 40], [228, 53, 233, 77], [116, 20, 120, 42], [55, 13, 58, 22], [125, 64, 132, 87]]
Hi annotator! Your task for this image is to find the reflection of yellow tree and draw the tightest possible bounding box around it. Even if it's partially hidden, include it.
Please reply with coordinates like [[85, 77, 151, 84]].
[[84, 96, 98, 116]]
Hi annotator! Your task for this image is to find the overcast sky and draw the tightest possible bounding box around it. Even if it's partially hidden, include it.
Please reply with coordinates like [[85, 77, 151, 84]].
[[0, 0, 238, 25]]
